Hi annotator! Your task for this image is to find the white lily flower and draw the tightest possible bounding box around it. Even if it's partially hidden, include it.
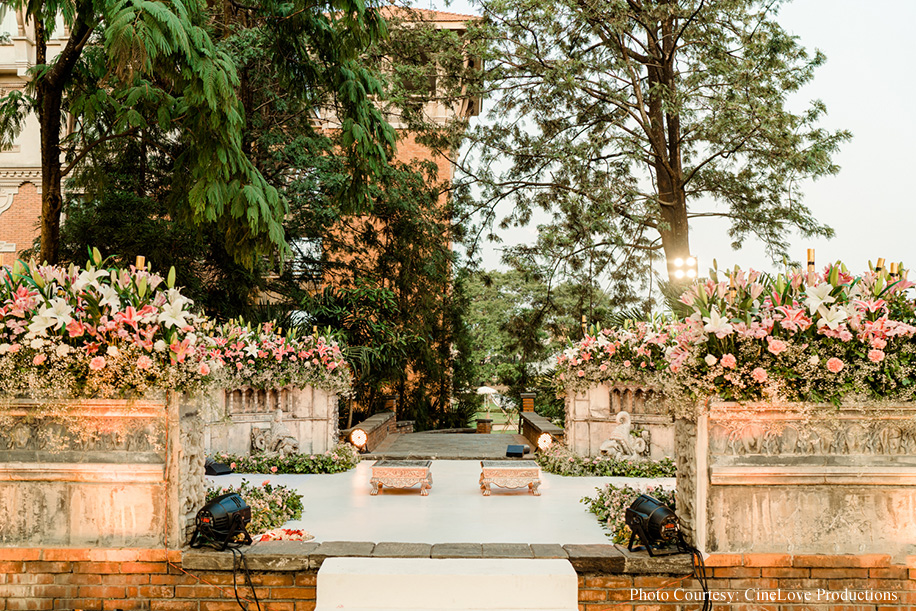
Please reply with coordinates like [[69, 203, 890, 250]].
[[97, 284, 122, 313], [72, 268, 109, 293], [158, 300, 189, 329], [703, 308, 734, 338], [817, 306, 848, 331], [28, 298, 73, 335], [245, 343, 260, 357], [804, 283, 836, 315]]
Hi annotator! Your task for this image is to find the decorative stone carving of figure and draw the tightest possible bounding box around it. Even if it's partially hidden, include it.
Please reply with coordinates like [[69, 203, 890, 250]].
[[251, 409, 299, 457], [599, 411, 647, 460]]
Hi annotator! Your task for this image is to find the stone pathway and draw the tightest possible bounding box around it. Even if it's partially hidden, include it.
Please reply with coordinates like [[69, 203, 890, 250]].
[[367, 431, 532, 459]]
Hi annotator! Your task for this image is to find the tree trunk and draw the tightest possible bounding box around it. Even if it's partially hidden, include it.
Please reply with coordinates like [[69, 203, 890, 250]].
[[32, 5, 95, 264], [643, 13, 691, 274]]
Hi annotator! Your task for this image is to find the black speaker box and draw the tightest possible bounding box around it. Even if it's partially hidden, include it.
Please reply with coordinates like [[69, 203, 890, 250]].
[[506, 444, 525, 458]]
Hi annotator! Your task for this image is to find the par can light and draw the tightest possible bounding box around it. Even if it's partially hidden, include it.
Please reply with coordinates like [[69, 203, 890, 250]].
[[350, 428, 369, 450], [537, 432, 553, 451], [625, 493, 680, 557], [189, 492, 252, 551]]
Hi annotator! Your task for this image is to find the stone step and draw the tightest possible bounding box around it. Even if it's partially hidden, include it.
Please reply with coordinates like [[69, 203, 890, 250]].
[[315, 558, 578, 610]]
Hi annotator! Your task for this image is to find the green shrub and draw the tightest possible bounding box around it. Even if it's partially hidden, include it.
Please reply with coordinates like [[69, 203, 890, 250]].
[[212, 443, 360, 474], [536, 444, 676, 478], [206, 479, 303, 535], [581, 483, 676, 544]]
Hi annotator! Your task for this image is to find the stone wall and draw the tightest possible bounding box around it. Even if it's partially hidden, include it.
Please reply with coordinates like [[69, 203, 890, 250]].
[[677, 402, 916, 560], [0, 395, 205, 549], [565, 383, 674, 459], [204, 386, 338, 457], [1, 546, 913, 610]]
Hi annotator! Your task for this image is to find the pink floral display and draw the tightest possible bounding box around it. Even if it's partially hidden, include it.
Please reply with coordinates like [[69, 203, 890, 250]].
[[556, 262, 916, 406], [207, 320, 351, 395], [0, 254, 211, 399]]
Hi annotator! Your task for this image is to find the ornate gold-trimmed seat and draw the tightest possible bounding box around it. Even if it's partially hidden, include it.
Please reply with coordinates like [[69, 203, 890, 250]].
[[369, 460, 433, 496], [479, 460, 541, 496]]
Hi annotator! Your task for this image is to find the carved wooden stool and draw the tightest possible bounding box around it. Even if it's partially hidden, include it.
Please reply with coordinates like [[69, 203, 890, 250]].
[[479, 460, 541, 496], [369, 460, 433, 496]]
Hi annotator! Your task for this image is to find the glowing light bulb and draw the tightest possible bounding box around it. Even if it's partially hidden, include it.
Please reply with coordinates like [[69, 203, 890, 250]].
[[350, 429, 368, 448], [537, 433, 553, 451]]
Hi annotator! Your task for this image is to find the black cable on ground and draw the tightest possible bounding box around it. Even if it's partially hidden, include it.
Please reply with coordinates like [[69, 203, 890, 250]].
[[678, 533, 712, 611], [230, 546, 262, 611]]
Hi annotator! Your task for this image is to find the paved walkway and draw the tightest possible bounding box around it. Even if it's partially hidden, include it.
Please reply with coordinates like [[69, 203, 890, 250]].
[[207, 460, 675, 544], [367, 431, 532, 459]]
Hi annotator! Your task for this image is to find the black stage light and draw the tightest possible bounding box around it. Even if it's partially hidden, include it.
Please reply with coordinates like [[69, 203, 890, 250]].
[[625, 494, 680, 557], [189, 493, 253, 551], [205, 457, 233, 476]]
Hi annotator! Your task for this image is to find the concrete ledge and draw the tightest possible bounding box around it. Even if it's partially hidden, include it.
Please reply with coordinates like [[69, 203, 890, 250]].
[[710, 464, 916, 485], [614, 544, 695, 574], [562, 544, 626, 573], [180, 541, 696, 575]]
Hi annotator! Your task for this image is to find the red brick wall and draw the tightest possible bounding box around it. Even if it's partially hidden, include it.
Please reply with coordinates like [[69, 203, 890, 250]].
[[2, 549, 913, 611], [578, 553, 916, 610], [0, 549, 317, 611], [0, 182, 41, 267]]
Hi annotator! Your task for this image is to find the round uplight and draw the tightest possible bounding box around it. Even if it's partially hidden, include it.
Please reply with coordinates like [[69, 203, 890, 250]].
[[537, 432, 553, 451], [350, 429, 368, 449], [673, 257, 684, 267], [674, 269, 685, 279]]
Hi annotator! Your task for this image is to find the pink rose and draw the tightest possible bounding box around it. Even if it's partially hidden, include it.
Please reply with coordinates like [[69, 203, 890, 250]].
[[868, 349, 885, 363], [89, 356, 106, 371], [721, 353, 737, 369], [751, 367, 768, 383], [871, 338, 887, 350], [198, 363, 211, 375], [137, 355, 153, 370], [577, 370, 585, 377], [826, 357, 844, 373], [623, 360, 631, 368], [599, 363, 607, 371], [270, 466, 278, 473], [32, 354, 47, 366], [230, 462, 237, 469], [766, 338, 787, 356]]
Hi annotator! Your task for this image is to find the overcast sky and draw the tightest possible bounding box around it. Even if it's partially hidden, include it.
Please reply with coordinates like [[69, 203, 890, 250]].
[[422, 0, 916, 280]]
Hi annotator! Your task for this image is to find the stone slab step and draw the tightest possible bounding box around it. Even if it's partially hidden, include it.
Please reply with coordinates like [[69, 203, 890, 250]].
[[315, 557, 578, 610]]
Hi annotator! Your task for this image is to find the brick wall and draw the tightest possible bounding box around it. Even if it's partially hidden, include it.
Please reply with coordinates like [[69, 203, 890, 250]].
[[0, 182, 40, 267], [578, 553, 916, 610], [0, 549, 317, 611], [2, 548, 913, 611]]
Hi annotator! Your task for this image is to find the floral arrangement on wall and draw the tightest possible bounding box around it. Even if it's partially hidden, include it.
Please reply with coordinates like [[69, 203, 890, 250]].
[[0, 254, 211, 401], [536, 443, 675, 478], [212, 443, 360, 474], [556, 262, 916, 408], [0, 253, 353, 405], [206, 479, 304, 535], [581, 483, 676, 544], [207, 320, 351, 396]]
